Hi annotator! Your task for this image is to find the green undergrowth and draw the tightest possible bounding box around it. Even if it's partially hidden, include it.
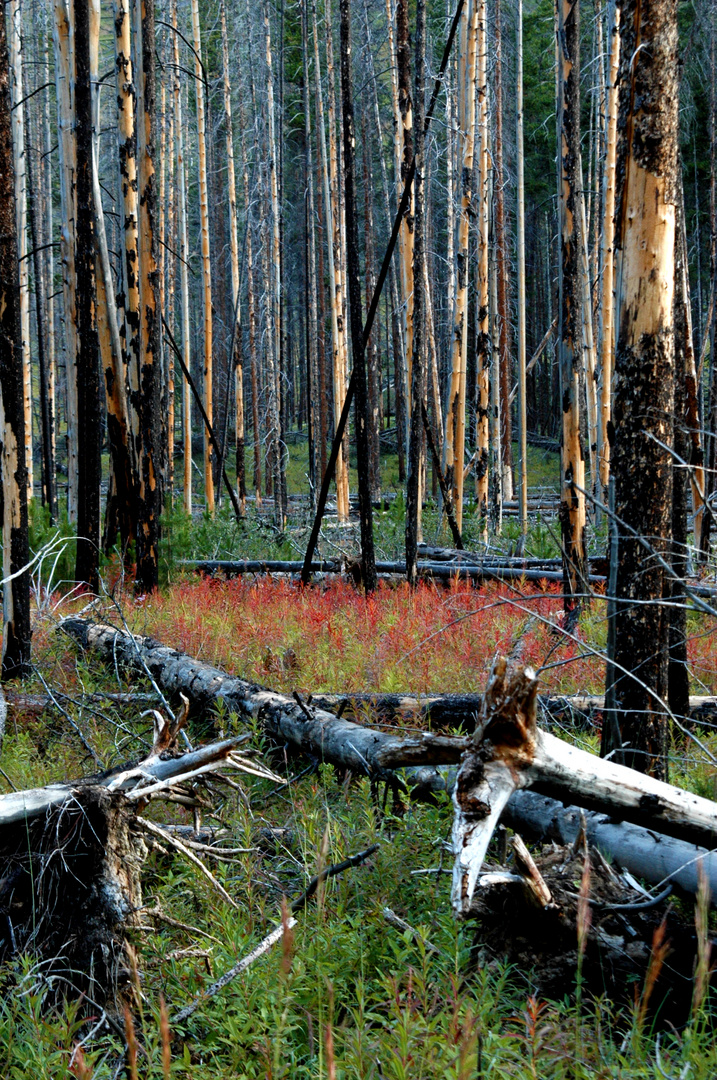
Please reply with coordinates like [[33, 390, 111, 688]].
[[0, 604, 715, 1077]]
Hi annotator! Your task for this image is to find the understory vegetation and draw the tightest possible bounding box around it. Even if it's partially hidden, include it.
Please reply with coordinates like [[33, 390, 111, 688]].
[[1, 484, 716, 1078]]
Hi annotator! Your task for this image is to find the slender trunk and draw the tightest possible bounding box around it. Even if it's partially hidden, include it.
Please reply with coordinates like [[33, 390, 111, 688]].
[[397, 0, 414, 431], [93, 0, 132, 553], [53, 0, 78, 523], [191, 0, 214, 514], [339, 0, 376, 590], [597, 0, 620, 497], [41, 25, 57, 470], [445, 0, 478, 531], [516, 0, 527, 534], [25, 98, 56, 521], [264, 0, 283, 528], [362, 111, 381, 498], [175, 60, 192, 515], [221, 0, 245, 511], [74, 0, 101, 590], [133, 0, 161, 591], [702, 11, 717, 559], [9, 0, 32, 503], [557, 0, 588, 612], [406, 0, 427, 585], [475, 0, 490, 532], [604, 0, 678, 778], [315, 0, 350, 521], [494, 0, 512, 498], [240, 111, 261, 503], [302, 0, 319, 504], [0, 9, 31, 678]]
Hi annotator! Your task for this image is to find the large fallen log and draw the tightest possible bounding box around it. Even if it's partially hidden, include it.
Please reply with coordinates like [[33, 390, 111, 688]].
[[62, 620, 717, 855]]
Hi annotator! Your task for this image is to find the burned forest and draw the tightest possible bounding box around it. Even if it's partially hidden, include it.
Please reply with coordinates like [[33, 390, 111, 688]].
[[0, 0, 717, 1073]]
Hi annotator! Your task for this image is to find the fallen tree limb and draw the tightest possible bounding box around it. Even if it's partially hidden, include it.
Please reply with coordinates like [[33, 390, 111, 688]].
[[60, 620, 468, 779], [184, 558, 607, 586], [62, 621, 717, 856], [308, 691, 717, 731]]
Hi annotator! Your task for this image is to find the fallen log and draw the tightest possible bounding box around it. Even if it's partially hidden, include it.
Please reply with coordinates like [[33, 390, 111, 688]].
[[184, 558, 607, 587], [62, 621, 717, 857], [308, 691, 717, 731]]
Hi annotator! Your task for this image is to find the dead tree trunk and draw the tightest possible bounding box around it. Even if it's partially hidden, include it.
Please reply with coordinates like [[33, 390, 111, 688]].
[[339, 0, 377, 591], [134, 0, 161, 592], [601, 0, 678, 778], [556, 0, 588, 613], [74, 0, 102, 591], [0, 11, 31, 679], [406, 0, 427, 586]]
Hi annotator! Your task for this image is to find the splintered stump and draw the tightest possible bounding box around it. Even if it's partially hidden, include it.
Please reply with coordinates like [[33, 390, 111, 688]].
[[0, 786, 146, 1002], [469, 836, 702, 1019]]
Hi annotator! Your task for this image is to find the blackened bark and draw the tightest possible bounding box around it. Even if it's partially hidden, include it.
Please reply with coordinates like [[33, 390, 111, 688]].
[[605, 0, 678, 777], [0, 12, 30, 678], [135, 0, 161, 592], [339, 0, 376, 592], [406, 0, 426, 587], [557, 0, 588, 612], [25, 114, 56, 522], [74, 0, 102, 591]]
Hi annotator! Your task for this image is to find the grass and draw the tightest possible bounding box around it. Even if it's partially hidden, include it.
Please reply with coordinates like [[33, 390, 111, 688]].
[[3, 447, 716, 1077]]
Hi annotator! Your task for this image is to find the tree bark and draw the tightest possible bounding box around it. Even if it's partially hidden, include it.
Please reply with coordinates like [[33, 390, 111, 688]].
[[134, 0, 161, 592], [406, 0, 427, 586], [602, 0, 678, 778], [74, 0, 101, 591], [556, 0, 588, 613], [191, 0, 214, 515], [0, 11, 31, 679], [339, 0, 377, 591]]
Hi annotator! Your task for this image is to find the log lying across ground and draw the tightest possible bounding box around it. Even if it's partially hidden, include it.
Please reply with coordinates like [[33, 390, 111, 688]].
[[61, 620, 717, 902], [308, 691, 717, 731], [183, 558, 607, 586]]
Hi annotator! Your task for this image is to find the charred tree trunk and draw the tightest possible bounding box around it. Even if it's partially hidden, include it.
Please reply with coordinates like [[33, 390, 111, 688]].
[[74, 0, 101, 591], [0, 12, 31, 679], [134, 0, 161, 592], [406, 0, 427, 586], [602, 0, 678, 778], [557, 0, 588, 613], [339, 0, 376, 591]]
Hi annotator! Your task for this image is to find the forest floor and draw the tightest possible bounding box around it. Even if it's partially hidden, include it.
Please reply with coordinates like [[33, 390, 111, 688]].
[[3, 444, 717, 1077]]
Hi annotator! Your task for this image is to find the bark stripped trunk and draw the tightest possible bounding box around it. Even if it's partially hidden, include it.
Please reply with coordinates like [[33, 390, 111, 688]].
[[597, 0, 620, 499], [25, 98, 56, 521], [339, 0, 377, 591], [406, 0, 427, 586], [264, 0, 284, 528], [603, 0, 678, 778], [515, 0, 527, 534], [191, 0, 214, 515], [474, 0, 490, 532], [493, 0, 512, 499], [314, 0, 350, 522], [8, 0, 32, 503], [74, 0, 101, 591], [94, 0, 133, 553], [556, 0, 588, 613], [302, 0, 319, 504], [445, 0, 478, 533], [175, 60, 192, 516], [0, 11, 31, 679], [397, 0, 414, 429], [134, 0, 161, 591], [221, 0, 245, 512]]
